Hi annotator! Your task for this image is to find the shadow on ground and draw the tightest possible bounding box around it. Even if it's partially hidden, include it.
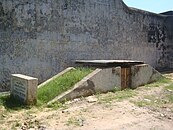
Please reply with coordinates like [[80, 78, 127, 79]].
[[0, 95, 30, 110]]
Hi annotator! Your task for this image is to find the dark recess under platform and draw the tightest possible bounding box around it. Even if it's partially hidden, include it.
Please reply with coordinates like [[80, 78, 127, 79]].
[[75, 60, 144, 68]]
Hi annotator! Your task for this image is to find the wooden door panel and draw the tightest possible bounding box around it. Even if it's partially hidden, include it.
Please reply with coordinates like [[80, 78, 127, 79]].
[[121, 68, 131, 90]]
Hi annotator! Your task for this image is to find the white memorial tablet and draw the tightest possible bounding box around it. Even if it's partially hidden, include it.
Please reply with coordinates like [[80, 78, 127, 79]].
[[11, 74, 38, 105]]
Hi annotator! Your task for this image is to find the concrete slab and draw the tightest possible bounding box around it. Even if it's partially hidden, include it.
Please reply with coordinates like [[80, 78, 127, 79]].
[[75, 60, 144, 68]]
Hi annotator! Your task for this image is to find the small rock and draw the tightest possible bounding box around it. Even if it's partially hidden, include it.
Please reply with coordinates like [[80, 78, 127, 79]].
[[2, 114, 7, 118], [167, 89, 172, 92], [38, 125, 46, 130], [78, 118, 84, 126], [166, 108, 171, 112], [28, 128, 35, 130], [167, 116, 172, 120], [144, 99, 151, 102], [86, 96, 98, 103], [62, 110, 68, 113], [1, 106, 6, 111], [154, 100, 157, 103], [65, 101, 72, 105], [21, 125, 28, 130], [160, 113, 165, 117], [24, 122, 28, 126], [74, 98, 81, 102]]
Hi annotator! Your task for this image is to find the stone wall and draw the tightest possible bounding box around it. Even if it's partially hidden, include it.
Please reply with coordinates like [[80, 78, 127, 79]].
[[0, 0, 172, 91]]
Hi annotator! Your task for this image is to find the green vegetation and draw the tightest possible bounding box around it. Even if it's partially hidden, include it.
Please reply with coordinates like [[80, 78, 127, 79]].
[[47, 101, 68, 110], [0, 67, 93, 109], [66, 117, 81, 126], [0, 94, 30, 110], [37, 67, 93, 105], [145, 77, 171, 88], [133, 95, 166, 107], [98, 89, 137, 104], [158, 76, 172, 83], [66, 116, 85, 126], [165, 83, 173, 91], [165, 83, 173, 103], [133, 94, 173, 108], [134, 82, 173, 108]]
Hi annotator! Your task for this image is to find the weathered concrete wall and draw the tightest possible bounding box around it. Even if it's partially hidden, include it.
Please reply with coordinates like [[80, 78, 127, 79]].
[[0, 0, 172, 91], [49, 67, 121, 103], [131, 64, 162, 89]]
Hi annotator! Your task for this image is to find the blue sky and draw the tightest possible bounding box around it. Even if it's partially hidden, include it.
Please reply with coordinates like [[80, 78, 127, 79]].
[[123, 0, 173, 13]]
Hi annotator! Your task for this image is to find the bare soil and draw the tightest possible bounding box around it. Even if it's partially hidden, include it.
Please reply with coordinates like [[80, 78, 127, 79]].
[[1, 73, 173, 130]]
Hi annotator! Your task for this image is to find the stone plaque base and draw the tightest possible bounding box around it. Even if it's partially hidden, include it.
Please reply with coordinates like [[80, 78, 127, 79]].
[[11, 74, 38, 105]]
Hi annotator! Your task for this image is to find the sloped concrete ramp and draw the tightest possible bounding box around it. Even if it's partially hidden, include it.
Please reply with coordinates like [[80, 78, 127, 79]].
[[48, 67, 121, 104], [48, 64, 161, 104]]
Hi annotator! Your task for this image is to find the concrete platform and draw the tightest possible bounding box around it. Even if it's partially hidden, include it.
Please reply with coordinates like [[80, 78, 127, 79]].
[[48, 64, 161, 104]]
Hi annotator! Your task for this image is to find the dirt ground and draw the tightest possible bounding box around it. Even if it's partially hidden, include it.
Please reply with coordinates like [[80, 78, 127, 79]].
[[1, 73, 173, 130]]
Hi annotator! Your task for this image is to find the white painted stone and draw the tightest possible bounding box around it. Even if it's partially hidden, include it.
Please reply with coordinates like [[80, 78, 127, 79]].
[[11, 74, 38, 105], [86, 96, 98, 103]]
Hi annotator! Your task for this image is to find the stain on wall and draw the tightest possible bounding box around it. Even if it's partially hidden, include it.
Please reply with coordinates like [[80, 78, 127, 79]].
[[147, 23, 169, 68], [148, 23, 166, 45], [0, 0, 172, 91]]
